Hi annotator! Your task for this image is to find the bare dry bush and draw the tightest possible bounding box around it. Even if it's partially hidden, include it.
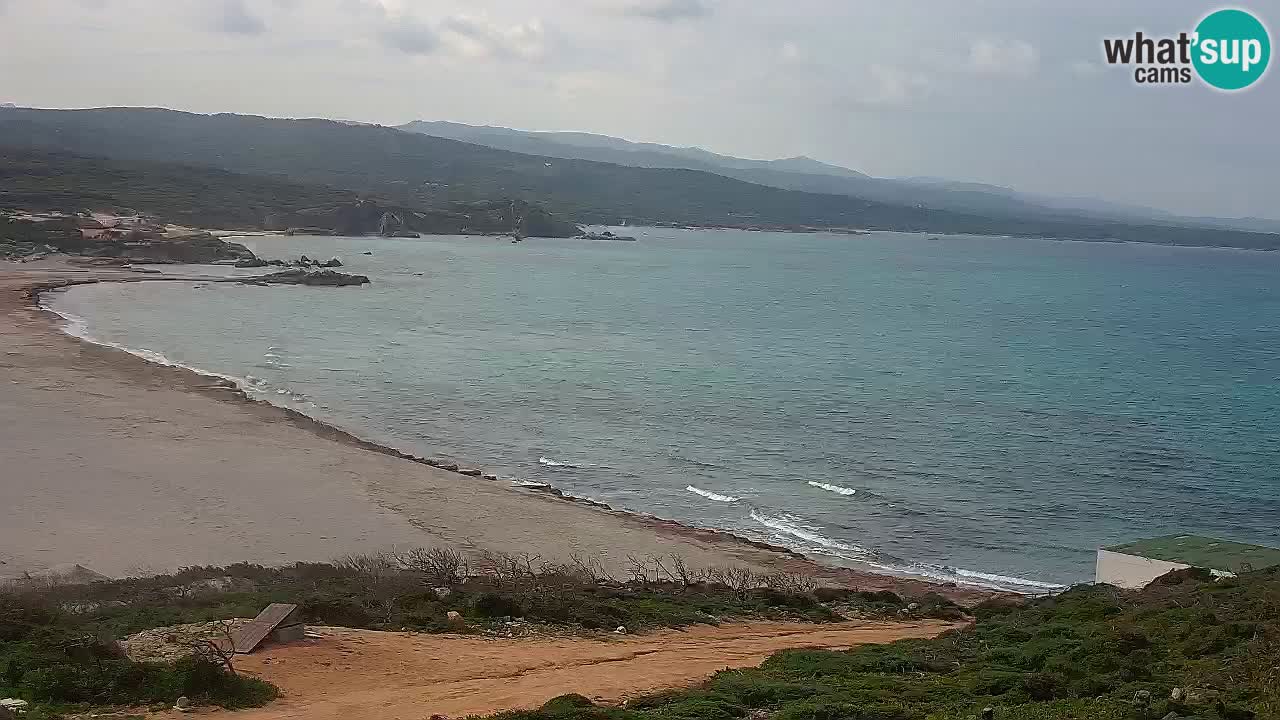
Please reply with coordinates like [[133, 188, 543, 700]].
[[397, 547, 469, 587], [187, 620, 239, 676]]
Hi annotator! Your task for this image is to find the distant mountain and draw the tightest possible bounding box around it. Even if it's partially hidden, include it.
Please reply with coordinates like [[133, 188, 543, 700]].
[[398, 120, 869, 178], [400, 119, 1280, 234], [2, 107, 1277, 249]]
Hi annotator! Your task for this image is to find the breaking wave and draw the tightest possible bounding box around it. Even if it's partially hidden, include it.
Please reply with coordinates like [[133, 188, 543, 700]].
[[748, 508, 1063, 594], [807, 480, 858, 496], [686, 485, 740, 503], [748, 510, 869, 556], [538, 456, 583, 468]]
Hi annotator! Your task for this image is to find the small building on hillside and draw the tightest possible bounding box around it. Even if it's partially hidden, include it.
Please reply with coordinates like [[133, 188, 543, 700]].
[[1097, 535, 1280, 589]]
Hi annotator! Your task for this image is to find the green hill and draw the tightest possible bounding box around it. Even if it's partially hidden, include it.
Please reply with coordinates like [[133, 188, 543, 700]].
[[2, 107, 1278, 249], [0, 149, 580, 237]]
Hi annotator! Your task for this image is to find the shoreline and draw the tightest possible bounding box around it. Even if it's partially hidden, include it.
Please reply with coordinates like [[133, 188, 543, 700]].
[[2, 259, 1000, 602]]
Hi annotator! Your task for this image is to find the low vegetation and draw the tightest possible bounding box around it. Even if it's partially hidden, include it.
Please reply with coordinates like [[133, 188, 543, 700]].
[[0, 551, 959, 715], [492, 567, 1279, 720]]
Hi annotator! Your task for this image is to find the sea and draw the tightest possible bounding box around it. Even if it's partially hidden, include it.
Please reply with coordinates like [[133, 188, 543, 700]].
[[45, 228, 1280, 593]]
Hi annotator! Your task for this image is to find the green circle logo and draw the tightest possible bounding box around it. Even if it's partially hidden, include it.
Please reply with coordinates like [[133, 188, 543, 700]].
[[1193, 9, 1270, 90]]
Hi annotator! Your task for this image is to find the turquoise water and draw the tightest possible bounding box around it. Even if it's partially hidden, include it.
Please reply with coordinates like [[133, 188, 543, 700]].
[[50, 229, 1280, 592]]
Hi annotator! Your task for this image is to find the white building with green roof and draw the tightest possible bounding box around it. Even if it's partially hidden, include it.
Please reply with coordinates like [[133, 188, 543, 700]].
[[1096, 535, 1280, 589]]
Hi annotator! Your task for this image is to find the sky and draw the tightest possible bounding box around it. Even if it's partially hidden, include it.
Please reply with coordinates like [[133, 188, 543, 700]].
[[0, 0, 1276, 218]]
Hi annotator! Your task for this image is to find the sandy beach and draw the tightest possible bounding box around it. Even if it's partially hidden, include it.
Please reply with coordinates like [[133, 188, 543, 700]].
[[0, 259, 984, 600]]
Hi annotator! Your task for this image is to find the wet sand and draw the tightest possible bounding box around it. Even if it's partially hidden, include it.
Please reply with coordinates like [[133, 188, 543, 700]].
[[0, 259, 987, 601]]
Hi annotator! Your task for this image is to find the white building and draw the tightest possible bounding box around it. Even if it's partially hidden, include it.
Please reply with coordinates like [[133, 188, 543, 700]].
[[1097, 535, 1280, 590]]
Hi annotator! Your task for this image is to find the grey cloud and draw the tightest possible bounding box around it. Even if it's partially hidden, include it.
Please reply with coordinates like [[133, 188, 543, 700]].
[[439, 15, 546, 60], [621, 0, 710, 22], [379, 14, 439, 55], [209, 0, 267, 35]]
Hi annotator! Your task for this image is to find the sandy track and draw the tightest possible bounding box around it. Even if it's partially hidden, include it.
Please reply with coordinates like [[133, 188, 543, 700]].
[[178, 621, 959, 720]]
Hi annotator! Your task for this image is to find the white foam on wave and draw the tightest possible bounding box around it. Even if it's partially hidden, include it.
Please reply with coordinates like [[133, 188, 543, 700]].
[[950, 567, 1065, 591], [872, 562, 1066, 594], [747, 508, 1063, 594], [748, 510, 869, 555], [808, 480, 858, 496], [686, 485, 740, 503], [538, 456, 584, 468]]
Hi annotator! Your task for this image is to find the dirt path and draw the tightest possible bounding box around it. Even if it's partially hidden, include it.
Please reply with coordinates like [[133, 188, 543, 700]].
[[176, 621, 959, 720]]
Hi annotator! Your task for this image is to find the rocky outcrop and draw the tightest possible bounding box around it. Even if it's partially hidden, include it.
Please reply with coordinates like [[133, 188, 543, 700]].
[[244, 269, 370, 287], [580, 231, 637, 241]]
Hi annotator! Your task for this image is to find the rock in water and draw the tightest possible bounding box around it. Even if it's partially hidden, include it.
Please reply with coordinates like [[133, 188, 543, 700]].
[[246, 269, 370, 287]]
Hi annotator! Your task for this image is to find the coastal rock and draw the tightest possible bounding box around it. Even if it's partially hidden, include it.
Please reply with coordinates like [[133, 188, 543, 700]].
[[441, 463, 460, 472], [459, 468, 482, 477], [378, 211, 406, 237], [482, 474, 498, 481], [580, 231, 637, 242], [318, 257, 343, 268], [247, 269, 370, 287], [235, 257, 269, 268]]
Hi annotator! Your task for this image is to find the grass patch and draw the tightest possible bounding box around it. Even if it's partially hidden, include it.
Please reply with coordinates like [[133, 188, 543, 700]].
[[474, 567, 1280, 720]]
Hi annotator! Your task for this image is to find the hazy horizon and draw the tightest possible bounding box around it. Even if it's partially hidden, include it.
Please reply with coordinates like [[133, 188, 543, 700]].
[[2, 0, 1276, 219]]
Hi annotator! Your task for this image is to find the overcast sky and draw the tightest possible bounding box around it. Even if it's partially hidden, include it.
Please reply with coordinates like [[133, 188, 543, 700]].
[[1, 0, 1275, 218]]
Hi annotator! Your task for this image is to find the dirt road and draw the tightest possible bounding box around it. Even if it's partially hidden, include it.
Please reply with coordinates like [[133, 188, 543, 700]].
[[186, 620, 959, 720]]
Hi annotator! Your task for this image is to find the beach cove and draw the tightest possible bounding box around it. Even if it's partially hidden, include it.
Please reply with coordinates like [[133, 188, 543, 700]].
[[0, 257, 986, 601]]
